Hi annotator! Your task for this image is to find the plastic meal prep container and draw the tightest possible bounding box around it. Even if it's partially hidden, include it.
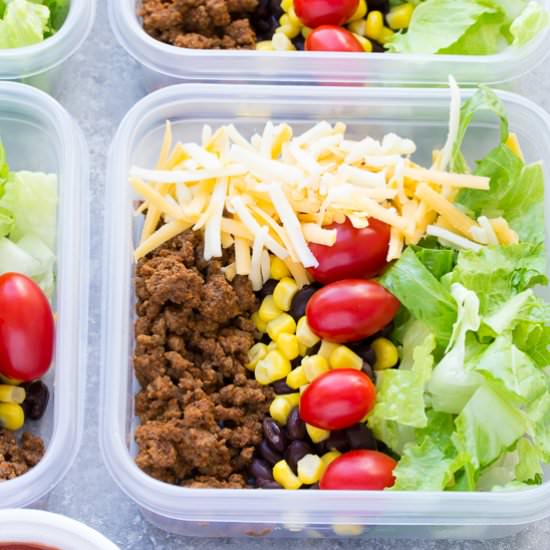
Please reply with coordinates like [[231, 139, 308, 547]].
[[0, 82, 89, 508], [0, 509, 119, 550], [0, 0, 95, 96], [102, 83, 550, 540], [109, 0, 550, 89]]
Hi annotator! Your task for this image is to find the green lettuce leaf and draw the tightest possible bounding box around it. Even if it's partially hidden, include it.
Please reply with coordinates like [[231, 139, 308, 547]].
[[411, 240, 457, 279], [0, 0, 49, 48], [527, 393, 550, 461], [511, 1, 549, 46], [515, 437, 543, 484]]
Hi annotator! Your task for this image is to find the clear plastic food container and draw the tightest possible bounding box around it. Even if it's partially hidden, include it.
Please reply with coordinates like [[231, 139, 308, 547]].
[[101, 83, 550, 540], [0, 510, 119, 550], [109, 0, 550, 89], [0, 0, 95, 96], [0, 82, 89, 508]]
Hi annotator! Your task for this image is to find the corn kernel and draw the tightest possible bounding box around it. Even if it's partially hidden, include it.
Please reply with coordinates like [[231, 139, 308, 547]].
[[306, 423, 330, 443], [348, 0, 367, 21], [280, 13, 290, 25], [287, 6, 301, 26], [354, 34, 373, 52], [0, 385, 25, 404], [270, 256, 291, 280], [265, 350, 292, 381], [372, 337, 399, 370], [378, 26, 395, 44], [279, 392, 300, 408], [0, 403, 24, 431], [273, 460, 303, 489], [386, 3, 414, 30], [272, 31, 296, 51], [301, 26, 312, 38], [270, 396, 293, 425], [287, 366, 308, 389], [321, 450, 341, 470], [299, 343, 309, 356], [348, 19, 367, 36], [267, 313, 297, 341], [281, 0, 293, 12], [256, 40, 275, 51], [247, 343, 268, 371], [318, 341, 338, 360], [297, 454, 324, 484], [259, 295, 283, 322], [252, 311, 267, 333], [255, 360, 272, 385], [296, 317, 320, 348], [0, 374, 21, 386], [302, 355, 330, 382], [299, 383, 309, 394], [365, 10, 383, 40], [280, 23, 301, 38], [276, 333, 300, 360], [273, 277, 299, 312], [329, 346, 363, 371]]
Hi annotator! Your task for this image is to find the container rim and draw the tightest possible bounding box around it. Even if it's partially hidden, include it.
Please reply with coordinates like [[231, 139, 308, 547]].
[[0, 509, 119, 549], [102, 83, 550, 528], [109, 0, 550, 85], [0, 0, 96, 79], [0, 82, 89, 508]]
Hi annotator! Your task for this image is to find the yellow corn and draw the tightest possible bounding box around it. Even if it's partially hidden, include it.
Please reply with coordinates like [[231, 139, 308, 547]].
[[318, 340, 339, 360], [372, 337, 399, 370], [281, 0, 293, 12], [272, 31, 296, 51], [329, 346, 363, 370], [296, 317, 320, 348], [269, 341, 279, 351], [273, 460, 303, 489], [365, 10, 383, 40], [278, 22, 301, 39], [348, 0, 367, 22], [247, 343, 268, 371], [0, 374, 21, 386], [0, 403, 24, 431], [386, 3, 414, 30], [279, 392, 300, 408], [348, 19, 367, 36], [378, 26, 395, 44], [302, 355, 330, 382], [287, 6, 302, 26], [306, 423, 330, 443], [264, 350, 292, 383], [276, 333, 300, 360], [270, 396, 294, 425], [270, 256, 291, 280], [252, 311, 267, 333], [0, 385, 25, 404], [353, 34, 373, 52], [301, 26, 312, 38], [321, 450, 341, 470], [299, 383, 309, 394], [286, 366, 308, 389], [297, 454, 324, 484], [267, 313, 297, 341], [255, 361, 273, 385], [256, 40, 275, 51], [273, 277, 299, 312], [299, 343, 309, 356], [259, 295, 283, 323]]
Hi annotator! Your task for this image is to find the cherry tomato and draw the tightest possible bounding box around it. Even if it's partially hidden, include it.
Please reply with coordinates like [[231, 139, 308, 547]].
[[320, 450, 397, 490], [305, 26, 364, 52], [295, 0, 359, 28], [308, 218, 391, 284], [300, 369, 376, 430], [0, 273, 54, 382], [306, 279, 400, 343]]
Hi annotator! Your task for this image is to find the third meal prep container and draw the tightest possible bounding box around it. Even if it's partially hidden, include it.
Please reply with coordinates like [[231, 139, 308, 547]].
[[0, 0, 95, 96], [109, 0, 550, 90], [101, 83, 550, 540], [0, 82, 89, 509]]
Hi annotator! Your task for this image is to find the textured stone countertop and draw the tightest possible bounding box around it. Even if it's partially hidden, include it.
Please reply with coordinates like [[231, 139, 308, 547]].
[[46, 1, 550, 548]]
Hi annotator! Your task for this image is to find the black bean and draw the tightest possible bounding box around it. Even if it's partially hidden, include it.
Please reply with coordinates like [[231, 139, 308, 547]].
[[285, 440, 313, 473], [369, 0, 389, 12], [346, 424, 377, 451], [286, 407, 306, 441], [272, 380, 295, 395], [362, 361, 376, 383], [258, 479, 282, 489], [324, 430, 349, 452], [21, 381, 49, 421], [289, 285, 318, 321], [315, 440, 327, 454], [263, 418, 287, 453], [292, 34, 305, 51], [250, 458, 274, 481], [308, 483, 320, 490], [259, 440, 283, 465], [348, 340, 377, 365], [378, 323, 394, 339], [291, 357, 302, 369], [257, 279, 278, 300]]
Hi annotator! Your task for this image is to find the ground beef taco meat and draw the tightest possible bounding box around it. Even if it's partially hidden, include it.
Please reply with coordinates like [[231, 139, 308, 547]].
[[0, 429, 45, 481], [133, 230, 273, 488]]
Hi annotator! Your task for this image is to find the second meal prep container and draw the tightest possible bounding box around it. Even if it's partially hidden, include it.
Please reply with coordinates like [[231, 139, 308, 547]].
[[110, 0, 550, 90], [0, 509, 119, 550], [0, 0, 95, 96], [0, 82, 89, 508], [102, 83, 550, 540]]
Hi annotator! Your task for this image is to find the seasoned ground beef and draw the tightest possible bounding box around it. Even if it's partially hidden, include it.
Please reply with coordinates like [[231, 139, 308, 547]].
[[0, 429, 45, 481], [133, 230, 272, 487], [139, 0, 257, 49]]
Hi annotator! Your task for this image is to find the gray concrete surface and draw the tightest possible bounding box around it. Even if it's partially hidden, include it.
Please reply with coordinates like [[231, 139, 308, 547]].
[[47, 0, 550, 547]]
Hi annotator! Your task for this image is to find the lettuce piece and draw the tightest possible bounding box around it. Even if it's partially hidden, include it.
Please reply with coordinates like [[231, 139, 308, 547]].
[[511, 1, 549, 46], [515, 437, 543, 484], [379, 247, 457, 347], [527, 393, 550, 461], [366, 418, 415, 455], [411, 240, 457, 279], [0, 0, 50, 48], [40, 0, 70, 35]]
